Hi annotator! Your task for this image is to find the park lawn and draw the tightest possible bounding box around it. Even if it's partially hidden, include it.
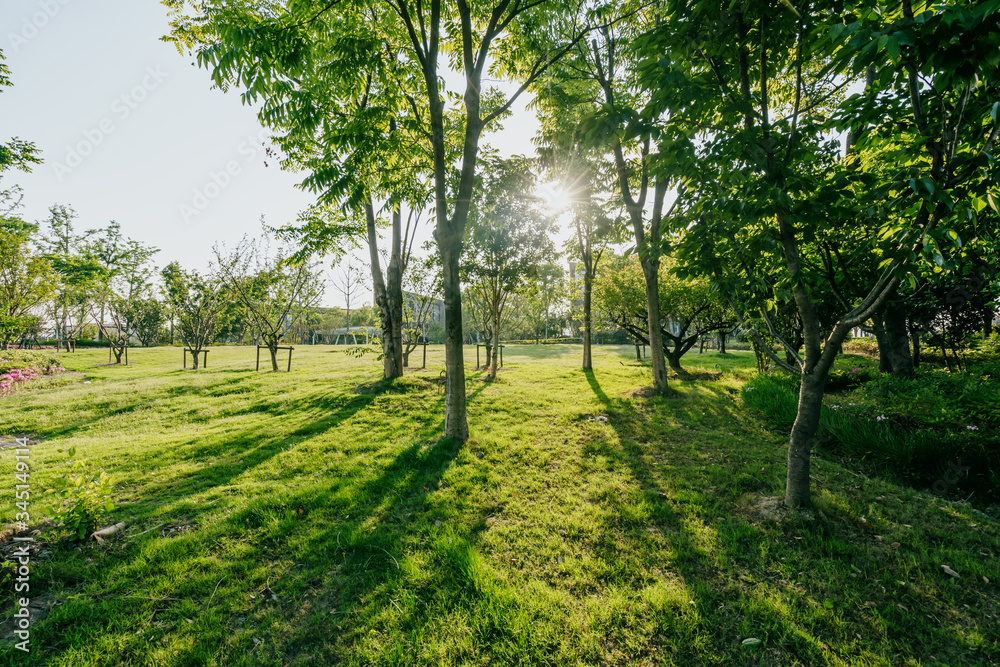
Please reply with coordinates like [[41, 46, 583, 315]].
[[0, 344, 997, 666]]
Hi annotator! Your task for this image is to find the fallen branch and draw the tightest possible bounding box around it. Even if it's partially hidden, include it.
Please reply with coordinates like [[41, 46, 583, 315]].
[[128, 523, 164, 539], [92, 521, 127, 544]]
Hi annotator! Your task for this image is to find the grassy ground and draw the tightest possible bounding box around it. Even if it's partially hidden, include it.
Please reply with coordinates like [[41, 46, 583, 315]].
[[0, 344, 997, 666]]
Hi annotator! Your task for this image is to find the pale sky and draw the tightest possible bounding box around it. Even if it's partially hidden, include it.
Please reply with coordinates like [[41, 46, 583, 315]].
[[1, 0, 542, 307]]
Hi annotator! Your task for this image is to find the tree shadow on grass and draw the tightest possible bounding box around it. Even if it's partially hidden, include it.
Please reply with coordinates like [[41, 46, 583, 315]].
[[576, 368, 993, 665]]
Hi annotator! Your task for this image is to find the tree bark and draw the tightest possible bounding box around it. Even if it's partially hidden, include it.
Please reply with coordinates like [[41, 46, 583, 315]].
[[269, 344, 279, 372], [883, 299, 915, 379], [785, 370, 827, 508], [666, 350, 689, 377], [487, 316, 500, 381], [871, 315, 893, 373], [641, 260, 670, 392], [439, 237, 469, 440], [365, 201, 404, 380], [582, 271, 593, 370], [912, 329, 921, 367], [719, 330, 727, 354]]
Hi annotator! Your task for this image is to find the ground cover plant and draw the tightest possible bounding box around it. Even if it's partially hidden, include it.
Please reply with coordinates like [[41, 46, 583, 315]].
[[0, 350, 65, 396], [0, 344, 997, 666]]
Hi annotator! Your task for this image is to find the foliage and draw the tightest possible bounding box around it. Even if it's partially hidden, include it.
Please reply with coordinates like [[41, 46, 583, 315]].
[[595, 253, 734, 375], [214, 235, 324, 371], [0, 221, 56, 349], [161, 262, 226, 363], [0, 350, 65, 395], [744, 366, 1000, 504], [45, 446, 115, 541]]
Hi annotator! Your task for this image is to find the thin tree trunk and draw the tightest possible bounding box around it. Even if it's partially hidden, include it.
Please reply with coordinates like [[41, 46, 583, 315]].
[[785, 371, 827, 508], [269, 344, 279, 372], [641, 261, 670, 392], [582, 271, 593, 370], [912, 329, 921, 367], [440, 239, 468, 440], [487, 316, 500, 381]]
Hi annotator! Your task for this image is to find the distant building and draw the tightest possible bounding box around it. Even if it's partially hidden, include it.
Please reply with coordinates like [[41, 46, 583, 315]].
[[403, 291, 444, 324]]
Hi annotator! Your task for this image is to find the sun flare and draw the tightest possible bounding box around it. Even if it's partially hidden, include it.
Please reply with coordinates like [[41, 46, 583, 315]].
[[534, 182, 572, 212]]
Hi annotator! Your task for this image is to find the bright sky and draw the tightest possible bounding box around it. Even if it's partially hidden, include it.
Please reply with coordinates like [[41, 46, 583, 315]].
[[1, 0, 543, 307]]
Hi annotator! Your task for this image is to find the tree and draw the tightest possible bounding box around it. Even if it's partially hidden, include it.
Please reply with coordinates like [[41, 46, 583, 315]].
[[215, 236, 324, 371], [642, 0, 1000, 507], [595, 254, 733, 376], [330, 259, 369, 339], [0, 219, 55, 350], [93, 291, 137, 364], [162, 263, 226, 369], [401, 254, 442, 366], [122, 293, 167, 347], [530, 263, 566, 341], [538, 3, 683, 392], [39, 205, 102, 344], [165, 0, 594, 440], [462, 158, 554, 380]]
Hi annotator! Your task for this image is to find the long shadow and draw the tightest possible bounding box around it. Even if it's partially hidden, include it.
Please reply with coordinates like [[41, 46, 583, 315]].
[[577, 368, 848, 664]]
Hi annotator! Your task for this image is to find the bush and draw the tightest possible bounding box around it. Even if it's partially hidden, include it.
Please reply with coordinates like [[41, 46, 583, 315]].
[[0, 350, 65, 395], [744, 369, 1000, 504], [46, 446, 116, 540]]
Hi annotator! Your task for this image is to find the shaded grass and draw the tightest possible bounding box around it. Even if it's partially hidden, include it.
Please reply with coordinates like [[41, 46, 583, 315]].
[[0, 344, 997, 666]]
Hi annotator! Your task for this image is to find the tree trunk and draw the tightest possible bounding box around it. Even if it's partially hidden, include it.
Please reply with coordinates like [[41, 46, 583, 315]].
[[191, 346, 201, 370], [719, 330, 727, 354], [785, 370, 827, 508], [269, 344, 279, 372], [487, 317, 500, 381], [872, 315, 893, 373], [666, 350, 689, 378], [912, 329, 921, 367], [582, 272, 593, 370], [640, 261, 669, 392], [883, 300, 915, 379], [440, 239, 469, 441]]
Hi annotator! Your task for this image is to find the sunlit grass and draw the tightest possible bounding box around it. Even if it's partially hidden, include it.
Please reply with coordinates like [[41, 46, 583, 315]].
[[0, 344, 996, 666]]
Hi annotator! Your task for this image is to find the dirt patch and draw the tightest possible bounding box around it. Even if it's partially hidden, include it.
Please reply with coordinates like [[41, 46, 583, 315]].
[[680, 371, 724, 381], [624, 386, 677, 399], [0, 434, 38, 451]]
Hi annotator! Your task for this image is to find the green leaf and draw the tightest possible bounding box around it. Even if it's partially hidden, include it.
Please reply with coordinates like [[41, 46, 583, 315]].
[[886, 37, 900, 60], [68, 446, 76, 457]]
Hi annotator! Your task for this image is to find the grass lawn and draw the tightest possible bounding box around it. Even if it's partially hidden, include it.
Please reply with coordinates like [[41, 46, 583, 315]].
[[0, 344, 997, 666]]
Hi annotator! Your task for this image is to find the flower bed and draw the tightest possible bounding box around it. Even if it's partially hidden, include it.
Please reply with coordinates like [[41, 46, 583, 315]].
[[0, 350, 66, 395]]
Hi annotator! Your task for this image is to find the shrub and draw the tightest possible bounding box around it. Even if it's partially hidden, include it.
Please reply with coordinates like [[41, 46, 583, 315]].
[[744, 369, 999, 504], [0, 350, 65, 395], [46, 446, 116, 540]]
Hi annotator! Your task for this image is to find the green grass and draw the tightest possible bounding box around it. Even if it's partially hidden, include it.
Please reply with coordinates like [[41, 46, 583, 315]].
[[0, 344, 997, 666]]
